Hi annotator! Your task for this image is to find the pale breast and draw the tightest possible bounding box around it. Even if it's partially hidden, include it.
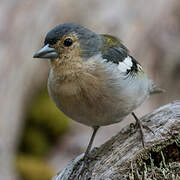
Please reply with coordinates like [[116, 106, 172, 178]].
[[47, 60, 150, 126], [48, 68, 123, 126]]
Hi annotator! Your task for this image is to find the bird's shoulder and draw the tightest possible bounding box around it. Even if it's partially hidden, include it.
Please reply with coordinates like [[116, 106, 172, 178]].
[[100, 34, 142, 74]]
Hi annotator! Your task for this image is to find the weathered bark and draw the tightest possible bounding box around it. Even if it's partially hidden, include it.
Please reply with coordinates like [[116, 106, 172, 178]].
[[52, 101, 180, 180]]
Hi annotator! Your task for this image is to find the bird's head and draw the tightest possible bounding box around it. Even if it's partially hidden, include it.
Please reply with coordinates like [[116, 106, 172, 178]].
[[33, 23, 102, 62]]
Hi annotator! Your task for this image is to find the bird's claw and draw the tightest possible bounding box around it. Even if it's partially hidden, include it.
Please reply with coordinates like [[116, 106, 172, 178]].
[[131, 112, 155, 147], [142, 124, 155, 135]]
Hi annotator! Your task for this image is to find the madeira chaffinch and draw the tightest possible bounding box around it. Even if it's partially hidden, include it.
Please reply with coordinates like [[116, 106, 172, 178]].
[[33, 22, 162, 163]]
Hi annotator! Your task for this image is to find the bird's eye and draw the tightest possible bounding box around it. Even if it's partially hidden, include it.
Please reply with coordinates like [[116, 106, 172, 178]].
[[63, 38, 73, 47]]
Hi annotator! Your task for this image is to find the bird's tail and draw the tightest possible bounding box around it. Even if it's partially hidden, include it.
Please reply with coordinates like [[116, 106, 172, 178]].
[[149, 82, 165, 95]]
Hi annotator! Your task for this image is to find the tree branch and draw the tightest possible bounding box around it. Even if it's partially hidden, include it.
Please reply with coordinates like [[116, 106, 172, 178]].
[[52, 101, 180, 180]]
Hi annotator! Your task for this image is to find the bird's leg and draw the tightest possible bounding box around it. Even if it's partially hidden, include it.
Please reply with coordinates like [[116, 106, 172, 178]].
[[71, 126, 99, 179], [131, 112, 155, 147], [83, 126, 100, 163], [131, 112, 145, 147]]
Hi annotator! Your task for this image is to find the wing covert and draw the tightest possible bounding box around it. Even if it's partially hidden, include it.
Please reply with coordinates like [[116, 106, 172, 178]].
[[101, 34, 142, 74]]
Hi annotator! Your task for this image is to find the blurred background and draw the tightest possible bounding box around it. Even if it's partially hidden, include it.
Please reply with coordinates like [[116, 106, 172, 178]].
[[0, 0, 180, 179]]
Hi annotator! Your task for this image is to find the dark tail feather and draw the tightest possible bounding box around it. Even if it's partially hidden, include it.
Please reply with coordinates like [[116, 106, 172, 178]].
[[149, 83, 165, 95]]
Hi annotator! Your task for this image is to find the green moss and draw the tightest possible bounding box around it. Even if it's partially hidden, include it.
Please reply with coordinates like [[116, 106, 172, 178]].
[[16, 155, 55, 180], [130, 135, 180, 179]]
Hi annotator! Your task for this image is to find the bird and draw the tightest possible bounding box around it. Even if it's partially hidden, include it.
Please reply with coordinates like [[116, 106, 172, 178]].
[[33, 22, 162, 164]]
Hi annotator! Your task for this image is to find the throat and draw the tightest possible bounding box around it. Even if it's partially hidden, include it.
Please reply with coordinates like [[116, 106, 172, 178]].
[[49, 58, 84, 81]]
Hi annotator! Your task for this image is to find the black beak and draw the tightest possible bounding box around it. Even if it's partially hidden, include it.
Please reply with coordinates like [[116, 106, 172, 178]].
[[33, 44, 59, 59]]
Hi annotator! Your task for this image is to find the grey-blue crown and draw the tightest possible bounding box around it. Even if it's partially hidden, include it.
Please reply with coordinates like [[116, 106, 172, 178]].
[[44, 23, 102, 58]]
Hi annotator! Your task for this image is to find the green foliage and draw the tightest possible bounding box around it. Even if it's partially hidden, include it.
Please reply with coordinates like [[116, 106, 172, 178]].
[[16, 155, 55, 180], [19, 89, 69, 156], [17, 88, 70, 179], [27, 89, 69, 138], [22, 128, 50, 157]]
